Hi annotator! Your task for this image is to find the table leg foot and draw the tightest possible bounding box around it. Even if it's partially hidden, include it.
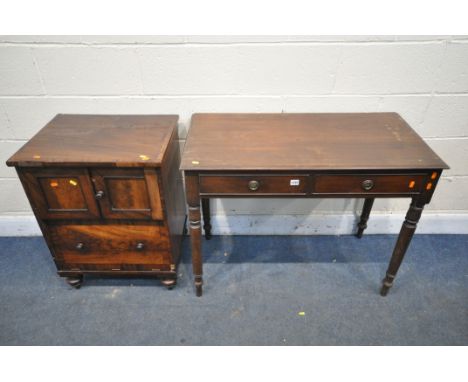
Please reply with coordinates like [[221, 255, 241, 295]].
[[195, 276, 203, 297], [380, 274, 394, 296], [380, 285, 389, 296], [381, 199, 424, 296]]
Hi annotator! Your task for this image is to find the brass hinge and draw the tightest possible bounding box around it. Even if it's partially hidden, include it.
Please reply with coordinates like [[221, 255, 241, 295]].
[[170, 264, 176, 271]]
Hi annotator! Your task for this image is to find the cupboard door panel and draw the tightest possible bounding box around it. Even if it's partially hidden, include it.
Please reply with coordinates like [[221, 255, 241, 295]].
[[20, 168, 100, 219], [91, 168, 163, 220]]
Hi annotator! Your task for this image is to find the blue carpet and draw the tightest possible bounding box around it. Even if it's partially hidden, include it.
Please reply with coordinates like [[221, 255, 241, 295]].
[[0, 235, 467, 345]]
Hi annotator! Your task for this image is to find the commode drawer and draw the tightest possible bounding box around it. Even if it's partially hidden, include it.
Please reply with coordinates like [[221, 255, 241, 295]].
[[50, 224, 171, 266]]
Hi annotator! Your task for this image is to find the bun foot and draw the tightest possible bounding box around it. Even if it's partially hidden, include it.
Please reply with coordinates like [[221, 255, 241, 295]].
[[66, 275, 83, 289], [355, 230, 364, 239], [205, 232, 212, 240], [161, 278, 177, 290]]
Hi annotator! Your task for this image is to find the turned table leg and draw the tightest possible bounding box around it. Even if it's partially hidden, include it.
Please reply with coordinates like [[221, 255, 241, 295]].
[[202, 198, 212, 240], [185, 173, 203, 297], [380, 198, 425, 296], [356, 198, 375, 238]]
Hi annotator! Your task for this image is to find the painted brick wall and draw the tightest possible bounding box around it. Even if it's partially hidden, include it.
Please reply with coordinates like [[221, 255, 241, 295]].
[[1, 35, 467, 230]]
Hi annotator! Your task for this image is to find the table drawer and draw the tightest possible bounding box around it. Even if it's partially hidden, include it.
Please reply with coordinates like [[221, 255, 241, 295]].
[[314, 174, 425, 195], [50, 224, 171, 265], [200, 175, 309, 195]]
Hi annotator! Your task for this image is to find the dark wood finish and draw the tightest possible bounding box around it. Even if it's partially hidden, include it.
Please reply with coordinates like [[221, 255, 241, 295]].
[[21, 168, 100, 219], [185, 173, 203, 296], [314, 174, 425, 195], [49, 224, 171, 265], [201, 198, 212, 240], [7, 115, 186, 288], [200, 174, 309, 195], [7, 114, 178, 168], [91, 168, 163, 220], [181, 113, 448, 297], [380, 198, 425, 296], [356, 198, 374, 238], [181, 113, 448, 171], [159, 130, 186, 267]]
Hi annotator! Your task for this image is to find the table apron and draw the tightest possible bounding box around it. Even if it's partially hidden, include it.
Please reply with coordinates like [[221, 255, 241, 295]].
[[198, 172, 429, 198]]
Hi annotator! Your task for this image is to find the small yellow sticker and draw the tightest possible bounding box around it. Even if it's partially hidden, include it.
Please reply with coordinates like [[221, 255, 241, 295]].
[[298, 311, 306, 316], [139, 154, 150, 161], [69, 180, 78, 186], [33, 155, 41, 159], [191, 160, 200, 165]]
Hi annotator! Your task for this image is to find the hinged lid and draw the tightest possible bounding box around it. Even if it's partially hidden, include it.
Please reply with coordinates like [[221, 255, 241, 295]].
[[7, 114, 178, 168]]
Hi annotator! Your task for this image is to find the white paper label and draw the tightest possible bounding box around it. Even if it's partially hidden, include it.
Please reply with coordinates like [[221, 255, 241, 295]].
[[290, 179, 300, 186]]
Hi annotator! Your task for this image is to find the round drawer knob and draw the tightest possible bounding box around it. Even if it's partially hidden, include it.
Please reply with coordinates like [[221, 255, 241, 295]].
[[362, 179, 374, 191], [76, 242, 84, 251], [95, 190, 104, 199], [248, 180, 260, 191], [136, 242, 145, 250]]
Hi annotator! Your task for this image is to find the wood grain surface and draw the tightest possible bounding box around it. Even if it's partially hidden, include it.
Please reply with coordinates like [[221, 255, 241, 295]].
[[7, 115, 185, 288], [181, 113, 448, 171], [7, 114, 178, 168]]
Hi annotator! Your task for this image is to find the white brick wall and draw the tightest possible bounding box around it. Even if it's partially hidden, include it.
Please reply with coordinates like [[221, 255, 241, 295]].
[[1, 35, 467, 234]]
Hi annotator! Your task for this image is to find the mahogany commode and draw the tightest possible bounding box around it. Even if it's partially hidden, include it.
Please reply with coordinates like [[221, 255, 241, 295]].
[[180, 113, 449, 297], [7, 115, 186, 289]]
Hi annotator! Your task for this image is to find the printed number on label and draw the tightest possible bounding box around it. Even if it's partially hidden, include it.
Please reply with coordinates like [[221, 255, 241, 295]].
[[290, 179, 300, 186]]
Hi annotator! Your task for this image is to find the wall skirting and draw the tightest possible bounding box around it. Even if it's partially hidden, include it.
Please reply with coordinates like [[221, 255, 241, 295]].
[[1, 213, 468, 236]]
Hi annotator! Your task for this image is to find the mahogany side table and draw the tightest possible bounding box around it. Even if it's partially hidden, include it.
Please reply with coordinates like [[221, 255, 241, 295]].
[[180, 113, 448, 297]]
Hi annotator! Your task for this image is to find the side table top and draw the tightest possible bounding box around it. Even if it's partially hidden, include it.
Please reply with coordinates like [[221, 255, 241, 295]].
[[180, 113, 448, 171], [7, 114, 179, 168]]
